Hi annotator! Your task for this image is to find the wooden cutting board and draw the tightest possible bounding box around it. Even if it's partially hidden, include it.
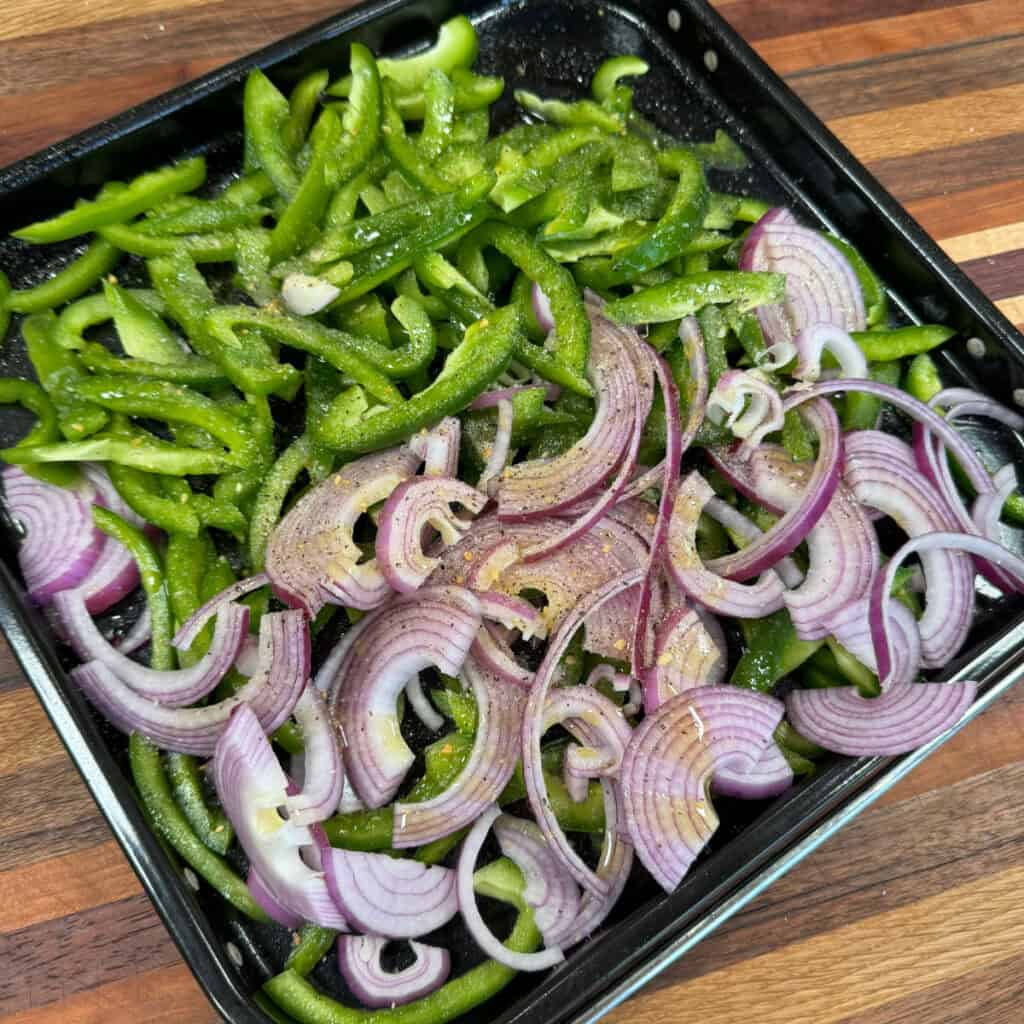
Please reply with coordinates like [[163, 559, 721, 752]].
[[0, 1, 1022, 1021]]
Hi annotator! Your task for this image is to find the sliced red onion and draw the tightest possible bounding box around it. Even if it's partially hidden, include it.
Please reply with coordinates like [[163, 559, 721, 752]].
[[620, 686, 784, 892], [376, 477, 488, 595], [644, 605, 726, 713], [286, 686, 344, 827], [457, 806, 566, 971], [213, 704, 347, 929], [477, 398, 514, 496], [713, 742, 794, 800], [631, 354, 682, 676], [405, 674, 445, 732], [844, 429, 971, 665], [930, 387, 1024, 431], [173, 573, 269, 651], [792, 323, 868, 381], [470, 384, 560, 411], [77, 464, 147, 614], [410, 417, 460, 478], [706, 369, 784, 453], [116, 606, 152, 655], [338, 935, 450, 1008], [620, 315, 710, 504], [584, 584, 642, 664], [706, 399, 842, 581], [826, 596, 921, 689], [493, 814, 582, 947], [324, 849, 458, 938], [267, 446, 421, 616], [71, 610, 308, 756], [498, 311, 654, 561], [786, 678, 977, 756], [248, 868, 305, 929], [475, 591, 546, 640], [393, 656, 527, 848], [531, 283, 556, 333], [870, 532, 1024, 686], [973, 464, 1018, 542], [54, 589, 249, 707], [587, 664, 642, 717], [234, 634, 261, 678], [482, 517, 648, 641], [755, 340, 797, 373], [325, 587, 481, 807], [740, 210, 866, 348], [522, 571, 643, 898], [744, 445, 880, 642], [547, 686, 632, 782], [667, 471, 785, 617], [470, 623, 534, 687], [703, 496, 804, 587], [3, 466, 104, 605]]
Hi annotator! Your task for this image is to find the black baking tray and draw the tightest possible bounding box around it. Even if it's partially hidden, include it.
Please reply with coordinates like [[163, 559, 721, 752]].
[[2, 1, 1024, 1021]]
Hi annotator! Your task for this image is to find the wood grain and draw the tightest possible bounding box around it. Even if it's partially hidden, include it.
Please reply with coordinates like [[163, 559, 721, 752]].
[[0, 1, 1022, 1023]]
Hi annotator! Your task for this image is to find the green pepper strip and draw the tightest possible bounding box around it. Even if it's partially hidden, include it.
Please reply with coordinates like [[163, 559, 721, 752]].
[[419, 69, 456, 159], [54, 288, 165, 350], [842, 360, 902, 432], [286, 926, 338, 977], [165, 532, 215, 653], [138, 199, 269, 237], [13, 157, 206, 244], [313, 185, 485, 265], [245, 69, 300, 198], [826, 234, 889, 328], [221, 171, 276, 206], [388, 69, 503, 122], [284, 70, 330, 152], [6, 238, 120, 314], [0, 379, 80, 486], [78, 343, 225, 388], [249, 435, 311, 571], [95, 221, 236, 262], [328, 15, 478, 98], [592, 56, 649, 103], [317, 305, 520, 456], [606, 270, 787, 324], [731, 607, 824, 693], [109, 462, 202, 536], [148, 249, 299, 400], [22, 311, 108, 439], [613, 148, 709, 276], [103, 280, 187, 364], [270, 107, 343, 264], [852, 325, 955, 362], [74, 377, 256, 459], [1, 435, 238, 475], [234, 227, 278, 306], [264, 909, 540, 1024], [329, 45, 382, 192], [381, 84, 456, 194], [905, 352, 943, 403], [514, 89, 624, 134], [322, 176, 494, 302], [165, 752, 235, 855], [470, 222, 589, 376], [131, 734, 269, 921], [203, 307, 401, 406]]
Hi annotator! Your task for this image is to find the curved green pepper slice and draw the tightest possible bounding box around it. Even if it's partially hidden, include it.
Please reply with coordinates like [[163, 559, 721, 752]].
[[13, 158, 206, 244], [317, 305, 520, 455], [852, 324, 955, 361], [244, 70, 300, 198], [5, 238, 120, 314]]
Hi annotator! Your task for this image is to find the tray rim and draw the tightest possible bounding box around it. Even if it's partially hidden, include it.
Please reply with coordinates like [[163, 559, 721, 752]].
[[0, 2, 1022, 1023]]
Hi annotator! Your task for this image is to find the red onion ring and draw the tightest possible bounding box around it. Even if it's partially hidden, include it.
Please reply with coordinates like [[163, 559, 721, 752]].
[[643, 605, 726, 713], [410, 417, 461, 477], [792, 323, 868, 381], [706, 369, 785, 453], [286, 686, 344, 826], [477, 398, 514, 496], [213, 704, 348, 929], [376, 477, 488, 594], [713, 742, 794, 800], [325, 587, 481, 808], [338, 935, 450, 1008], [324, 849, 459, 938], [620, 685, 784, 892], [705, 398, 842, 581], [267, 446, 421, 616], [392, 655, 527, 848]]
